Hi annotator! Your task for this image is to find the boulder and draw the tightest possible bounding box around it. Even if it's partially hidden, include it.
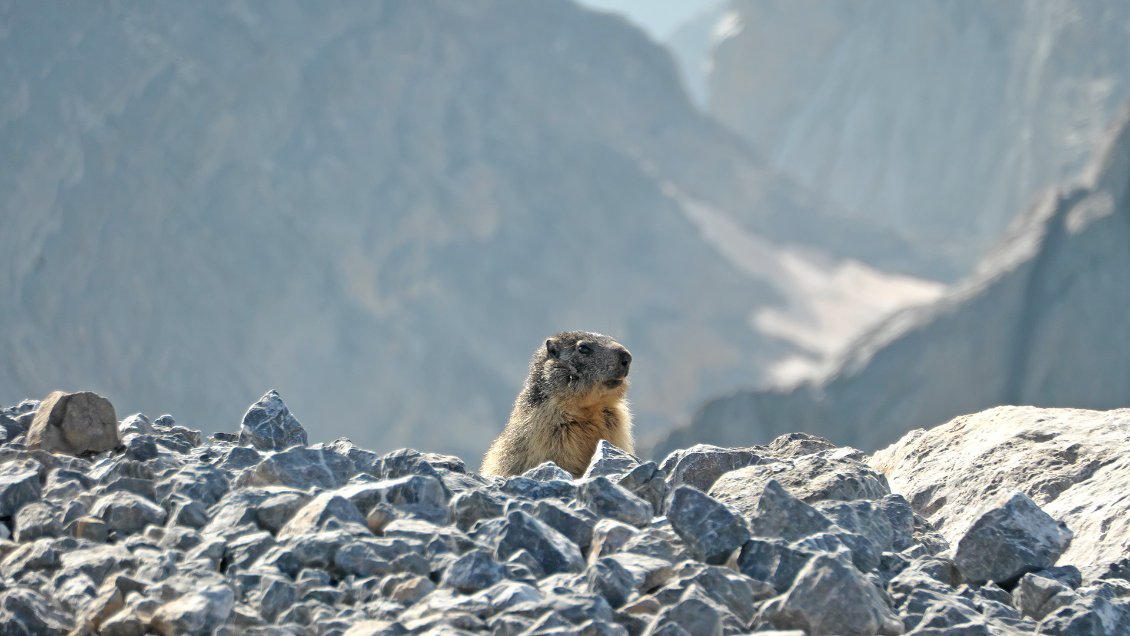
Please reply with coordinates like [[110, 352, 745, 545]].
[[27, 392, 120, 456]]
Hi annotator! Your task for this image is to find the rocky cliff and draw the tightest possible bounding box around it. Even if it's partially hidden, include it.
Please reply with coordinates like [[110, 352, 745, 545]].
[[710, 0, 1130, 278], [0, 0, 935, 460], [1, 393, 1127, 634], [655, 103, 1130, 457]]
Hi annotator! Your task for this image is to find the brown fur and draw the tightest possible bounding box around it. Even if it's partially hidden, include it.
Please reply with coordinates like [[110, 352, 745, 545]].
[[481, 331, 633, 478]]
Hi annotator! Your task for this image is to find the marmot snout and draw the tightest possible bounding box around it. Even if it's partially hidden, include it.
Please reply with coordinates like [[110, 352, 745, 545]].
[[480, 331, 634, 478]]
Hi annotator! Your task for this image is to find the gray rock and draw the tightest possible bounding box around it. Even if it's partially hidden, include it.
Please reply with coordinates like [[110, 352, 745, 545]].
[[238, 446, 357, 490], [26, 391, 120, 456], [578, 476, 653, 527], [255, 490, 312, 533], [583, 441, 640, 479], [151, 584, 235, 635], [155, 464, 230, 508], [0, 587, 71, 635], [13, 502, 63, 542], [761, 554, 903, 635], [239, 390, 309, 451], [589, 518, 638, 562], [91, 491, 167, 534], [451, 489, 505, 531], [747, 480, 834, 541], [871, 407, 1130, 582], [665, 486, 750, 565], [277, 493, 368, 538], [954, 490, 1073, 585], [523, 461, 574, 481], [658, 445, 765, 491], [0, 459, 43, 517], [614, 461, 669, 514], [118, 413, 154, 437], [1013, 572, 1077, 620], [442, 549, 507, 592], [647, 586, 723, 636], [493, 510, 583, 575], [710, 451, 890, 517]]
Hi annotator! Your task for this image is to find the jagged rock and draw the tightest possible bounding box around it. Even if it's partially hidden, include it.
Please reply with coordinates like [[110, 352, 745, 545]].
[[523, 461, 573, 481], [26, 391, 120, 456], [873, 407, 1128, 581], [492, 511, 583, 576], [658, 445, 765, 491], [239, 390, 308, 451], [710, 451, 890, 516], [150, 584, 235, 635], [237, 446, 356, 490], [953, 490, 1073, 585], [91, 492, 167, 535], [760, 554, 903, 635], [0, 459, 43, 517], [614, 461, 669, 513], [745, 480, 835, 542], [442, 549, 507, 593], [276, 494, 367, 538], [665, 486, 750, 565], [583, 441, 640, 479], [1013, 572, 1077, 621], [13, 502, 63, 542], [578, 477, 652, 527], [0, 587, 72, 635]]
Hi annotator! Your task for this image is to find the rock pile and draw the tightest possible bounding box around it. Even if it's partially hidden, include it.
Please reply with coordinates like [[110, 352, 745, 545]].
[[0, 392, 1127, 635]]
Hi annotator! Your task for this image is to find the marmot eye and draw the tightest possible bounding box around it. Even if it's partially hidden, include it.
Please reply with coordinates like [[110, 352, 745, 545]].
[[577, 343, 593, 355]]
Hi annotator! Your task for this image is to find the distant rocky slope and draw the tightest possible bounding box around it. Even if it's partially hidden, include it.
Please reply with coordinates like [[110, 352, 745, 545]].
[[655, 103, 1130, 458], [710, 0, 1130, 278], [0, 0, 934, 460], [1, 392, 1128, 634]]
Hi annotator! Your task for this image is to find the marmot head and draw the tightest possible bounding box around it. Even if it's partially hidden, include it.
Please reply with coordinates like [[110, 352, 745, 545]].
[[527, 331, 632, 405]]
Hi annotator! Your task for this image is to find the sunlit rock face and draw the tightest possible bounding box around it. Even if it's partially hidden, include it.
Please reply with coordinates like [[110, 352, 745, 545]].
[[656, 105, 1130, 457], [711, 0, 1130, 279]]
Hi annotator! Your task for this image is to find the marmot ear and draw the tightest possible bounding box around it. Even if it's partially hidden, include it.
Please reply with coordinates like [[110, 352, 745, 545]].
[[545, 338, 560, 359]]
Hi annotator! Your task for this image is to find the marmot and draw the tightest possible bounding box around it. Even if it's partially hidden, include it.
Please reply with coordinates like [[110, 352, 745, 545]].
[[481, 331, 633, 478]]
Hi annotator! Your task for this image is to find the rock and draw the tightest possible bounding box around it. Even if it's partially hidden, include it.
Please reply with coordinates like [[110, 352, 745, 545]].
[[277, 494, 367, 538], [665, 486, 750, 565], [238, 446, 357, 490], [26, 391, 120, 455], [647, 586, 723, 636], [583, 441, 640, 479], [239, 390, 308, 451], [613, 461, 669, 513], [442, 549, 506, 592], [492, 510, 583, 575], [0, 459, 43, 517], [709, 451, 890, 516], [523, 462, 574, 481], [91, 492, 167, 534], [577, 477, 653, 527], [761, 554, 902, 635], [13, 502, 63, 542], [0, 587, 71, 635], [658, 445, 765, 491], [151, 584, 235, 635], [872, 407, 1128, 581], [953, 490, 1072, 585], [746, 480, 834, 541], [1013, 572, 1076, 620]]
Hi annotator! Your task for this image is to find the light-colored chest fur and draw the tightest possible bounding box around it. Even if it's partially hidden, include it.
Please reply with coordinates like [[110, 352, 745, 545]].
[[523, 395, 632, 477]]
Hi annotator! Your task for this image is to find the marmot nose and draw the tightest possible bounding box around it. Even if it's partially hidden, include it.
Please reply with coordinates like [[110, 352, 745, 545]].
[[619, 349, 632, 369]]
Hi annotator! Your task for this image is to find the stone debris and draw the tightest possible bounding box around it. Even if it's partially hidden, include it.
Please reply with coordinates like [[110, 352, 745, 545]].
[[0, 393, 1124, 634]]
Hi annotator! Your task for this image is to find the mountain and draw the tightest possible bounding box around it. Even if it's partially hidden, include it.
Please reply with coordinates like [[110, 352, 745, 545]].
[[663, 1, 725, 109], [654, 103, 1130, 458], [0, 0, 932, 460], [710, 0, 1130, 279]]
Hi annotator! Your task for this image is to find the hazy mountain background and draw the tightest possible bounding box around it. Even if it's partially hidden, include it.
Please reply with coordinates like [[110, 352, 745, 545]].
[[3, 0, 1127, 461]]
